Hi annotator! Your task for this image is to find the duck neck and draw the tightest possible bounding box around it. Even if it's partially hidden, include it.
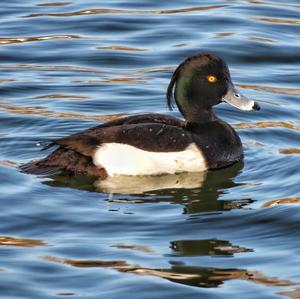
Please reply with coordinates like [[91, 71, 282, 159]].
[[179, 105, 217, 127], [188, 108, 216, 124]]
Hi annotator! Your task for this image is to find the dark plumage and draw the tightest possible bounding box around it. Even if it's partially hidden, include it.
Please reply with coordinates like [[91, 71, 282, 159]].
[[21, 53, 260, 178]]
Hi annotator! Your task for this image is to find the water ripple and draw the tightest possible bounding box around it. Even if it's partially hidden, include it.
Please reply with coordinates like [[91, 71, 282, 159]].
[[0, 1, 299, 298], [254, 17, 300, 25], [24, 5, 225, 18], [0, 236, 45, 247], [42, 255, 299, 291], [0, 102, 126, 121], [0, 35, 81, 45]]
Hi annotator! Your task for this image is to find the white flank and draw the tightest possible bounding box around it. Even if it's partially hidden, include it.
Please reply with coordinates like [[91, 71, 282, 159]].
[[93, 142, 207, 176]]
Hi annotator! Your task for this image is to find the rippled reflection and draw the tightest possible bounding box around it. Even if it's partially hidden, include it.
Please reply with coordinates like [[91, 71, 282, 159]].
[[235, 121, 300, 131], [238, 84, 300, 97], [75, 77, 150, 84], [254, 17, 300, 25], [279, 148, 300, 155], [0, 35, 80, 45], [96, 171, 206, 194], [247, 0, 300, 8], [43, 162, 251, 214], [36, 2, 71, 7], [0, 236, 45, 247], [262, 197, 300, 208], [170, 239, 252, 257], [33, 94, 90, 100], [246, 36, 275, 43], [25, 5, 224, 18], [97, 45, 147, 52], [111, 243, 157, 254], [43, 255, 298, 290], [104, 162, 251, 214], [0, 102, 125, 122]]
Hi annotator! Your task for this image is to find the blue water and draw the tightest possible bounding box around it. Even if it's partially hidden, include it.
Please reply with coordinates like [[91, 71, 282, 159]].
[[0, 1, 300, 298]]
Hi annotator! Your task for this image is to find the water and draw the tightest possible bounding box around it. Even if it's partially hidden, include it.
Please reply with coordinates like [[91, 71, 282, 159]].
[[0, 0, 300, 298]]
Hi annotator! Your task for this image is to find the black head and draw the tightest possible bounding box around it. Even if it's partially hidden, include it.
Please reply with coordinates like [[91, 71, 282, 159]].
[[167, 53, 259, 123]]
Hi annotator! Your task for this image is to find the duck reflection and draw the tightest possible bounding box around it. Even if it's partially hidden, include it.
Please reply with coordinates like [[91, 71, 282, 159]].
[[44, 161, 252, 214], [128, 264, 296, 289], [95, 171, 206, 194], [43, 253, 296, 289], [41, 236, 297, 291], [170, 238, 253, 257]]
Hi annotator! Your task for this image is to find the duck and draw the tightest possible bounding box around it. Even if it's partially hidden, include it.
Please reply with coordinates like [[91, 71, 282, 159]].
[[21, 53, 260, 178]]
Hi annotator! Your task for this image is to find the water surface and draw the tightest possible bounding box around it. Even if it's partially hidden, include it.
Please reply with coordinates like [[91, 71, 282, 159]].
[[0, 0, 300, 298]]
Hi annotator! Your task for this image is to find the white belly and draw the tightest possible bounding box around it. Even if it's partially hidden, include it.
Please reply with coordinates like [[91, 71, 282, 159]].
[[93, 142, 207, 176]]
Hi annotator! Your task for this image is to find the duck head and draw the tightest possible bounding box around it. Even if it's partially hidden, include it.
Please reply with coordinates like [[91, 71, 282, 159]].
[[167, 53, 260, 123]]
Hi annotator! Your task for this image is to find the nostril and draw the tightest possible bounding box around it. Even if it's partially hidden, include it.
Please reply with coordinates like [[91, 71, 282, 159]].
[[234, 93, 240, 98], [253, 102, 261, 111]]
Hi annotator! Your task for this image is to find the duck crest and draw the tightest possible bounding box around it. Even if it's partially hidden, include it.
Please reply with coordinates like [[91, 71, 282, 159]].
[[166, 53, 232, 124], [167, 53, 227, 111]]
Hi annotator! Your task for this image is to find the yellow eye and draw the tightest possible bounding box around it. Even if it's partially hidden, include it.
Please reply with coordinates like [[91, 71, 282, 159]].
[[207, 75, 217, 83]]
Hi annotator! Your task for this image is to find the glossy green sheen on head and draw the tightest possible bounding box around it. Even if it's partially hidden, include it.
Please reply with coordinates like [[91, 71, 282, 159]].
[[167, 53, 231, 121]]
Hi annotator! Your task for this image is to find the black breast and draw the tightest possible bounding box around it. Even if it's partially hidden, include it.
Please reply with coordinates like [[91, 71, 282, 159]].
[[188, 120, 243, 169]]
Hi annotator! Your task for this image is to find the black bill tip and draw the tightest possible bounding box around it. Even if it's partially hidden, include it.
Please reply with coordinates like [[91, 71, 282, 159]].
[[253, 102, 261, 111]]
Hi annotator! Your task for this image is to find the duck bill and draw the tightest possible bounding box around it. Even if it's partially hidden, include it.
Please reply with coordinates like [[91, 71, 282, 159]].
[[222, 83, 260, 111]]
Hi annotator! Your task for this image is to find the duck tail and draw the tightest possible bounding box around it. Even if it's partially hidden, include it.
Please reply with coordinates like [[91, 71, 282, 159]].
[[20, 159, 62, 176], [20, 148, 107, 178]]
